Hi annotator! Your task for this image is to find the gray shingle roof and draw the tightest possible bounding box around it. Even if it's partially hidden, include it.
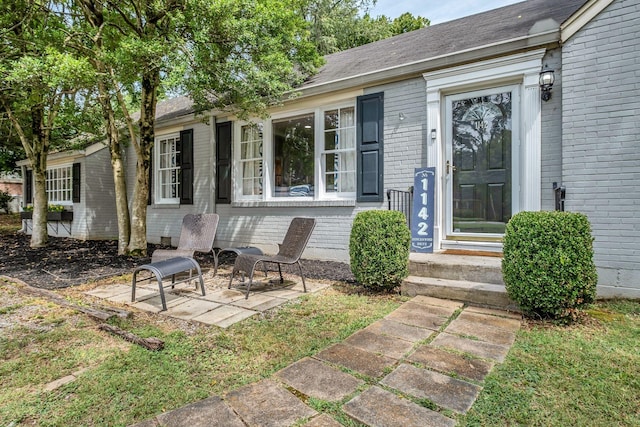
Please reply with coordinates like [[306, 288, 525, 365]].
[[304, 0, 587, 88]]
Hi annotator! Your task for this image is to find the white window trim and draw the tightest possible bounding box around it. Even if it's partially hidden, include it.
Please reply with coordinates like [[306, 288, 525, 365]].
[[154, 132, 181, 205], [234, 101, 357, 203], [46, 164, 73, 206]]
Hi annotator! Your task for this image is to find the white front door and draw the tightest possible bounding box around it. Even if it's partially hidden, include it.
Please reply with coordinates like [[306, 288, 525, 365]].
[[444, 85, 520, 239]]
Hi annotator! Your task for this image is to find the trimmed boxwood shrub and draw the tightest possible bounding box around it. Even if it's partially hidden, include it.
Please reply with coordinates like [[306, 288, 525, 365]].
[[349, 210, 411, 291], [502, 211, 597, 319]]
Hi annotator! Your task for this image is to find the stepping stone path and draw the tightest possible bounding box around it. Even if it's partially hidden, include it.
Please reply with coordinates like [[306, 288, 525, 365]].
[[130, 295, 521, 426]]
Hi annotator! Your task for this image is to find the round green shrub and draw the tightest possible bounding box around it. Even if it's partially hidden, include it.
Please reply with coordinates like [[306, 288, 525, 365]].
[[502, 211, 597, 319], [349, 210, 411, 291]]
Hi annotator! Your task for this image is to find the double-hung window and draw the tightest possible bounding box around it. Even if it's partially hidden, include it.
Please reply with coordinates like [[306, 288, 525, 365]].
[[153, 129, 193, 205], [156, 134, 181, 204], [322, 107, 356, 196], [46, 165, 73, 204], [239, 124, 263, 198]]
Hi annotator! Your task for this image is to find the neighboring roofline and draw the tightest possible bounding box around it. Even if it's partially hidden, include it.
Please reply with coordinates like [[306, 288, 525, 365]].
[[295, 29, 562, 99], [561, 0, 615, 43]]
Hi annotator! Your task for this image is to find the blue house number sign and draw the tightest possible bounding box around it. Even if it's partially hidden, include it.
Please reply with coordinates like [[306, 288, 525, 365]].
[[411, 167, 435, 253]]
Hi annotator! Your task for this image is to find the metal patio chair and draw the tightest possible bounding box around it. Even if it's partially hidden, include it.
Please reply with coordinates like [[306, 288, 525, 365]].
[[228, 217, 316, 298], [151, 213, 220, 267]]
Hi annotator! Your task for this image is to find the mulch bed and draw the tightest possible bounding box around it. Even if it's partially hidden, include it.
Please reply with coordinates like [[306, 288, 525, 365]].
[[0, 232, 355, 289]]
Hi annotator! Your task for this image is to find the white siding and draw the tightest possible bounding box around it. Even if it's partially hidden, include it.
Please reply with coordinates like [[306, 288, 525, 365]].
[[562, 0, 640, 298]]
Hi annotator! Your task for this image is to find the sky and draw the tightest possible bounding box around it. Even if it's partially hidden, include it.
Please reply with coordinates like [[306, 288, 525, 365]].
[[369, 0, 522, 24]]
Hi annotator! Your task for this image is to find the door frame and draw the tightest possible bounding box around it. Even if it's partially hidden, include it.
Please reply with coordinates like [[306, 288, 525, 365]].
[[423, 49, 545, 252], [444, 85, 521, 240]]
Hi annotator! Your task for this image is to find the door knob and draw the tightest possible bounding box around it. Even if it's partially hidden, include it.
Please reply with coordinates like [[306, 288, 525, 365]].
[[446, 160, 457, 174]]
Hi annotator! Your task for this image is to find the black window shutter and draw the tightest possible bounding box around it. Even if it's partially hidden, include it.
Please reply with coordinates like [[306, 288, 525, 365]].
[[148, 152, 152, 205], [179, 129, 194, 204], [25, 169, 33, 204], [72, 163, 81, 203], [216, 122, 232, 204], [357, 92, 384, 202]]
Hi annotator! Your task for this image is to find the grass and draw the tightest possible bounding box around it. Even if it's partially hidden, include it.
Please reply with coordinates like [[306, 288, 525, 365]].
[[459, 299, 640, 426], [0, 213, 21, 235], [0, 279, 402, 426]]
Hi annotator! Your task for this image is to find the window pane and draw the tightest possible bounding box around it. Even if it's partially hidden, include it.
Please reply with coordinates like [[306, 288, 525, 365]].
[[273, 113, 315, 197], [324, 110, 338, 130], [324, 131, 338, 151]]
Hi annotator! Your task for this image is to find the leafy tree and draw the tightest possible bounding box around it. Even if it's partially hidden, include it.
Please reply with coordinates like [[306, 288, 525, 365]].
[[390, 12, 429, 34], [66, 0, 321, 256], [0, 0, 93, 247]]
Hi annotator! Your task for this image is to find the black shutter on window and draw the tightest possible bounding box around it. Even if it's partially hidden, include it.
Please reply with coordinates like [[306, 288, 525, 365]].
[[179, 129, 194, 205], [25, 169, 33, 204], [357, 92, 384, 202], [148, 153, 152, 205], [72, 163, 81, 203], [216, 121, 232, 204]]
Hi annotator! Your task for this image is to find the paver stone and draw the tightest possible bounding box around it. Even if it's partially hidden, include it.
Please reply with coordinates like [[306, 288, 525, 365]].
[[382, 363, 481, 414], [315, 343, 396, 378], [156, 396, 245, 427], [407, 345, 494, 382]]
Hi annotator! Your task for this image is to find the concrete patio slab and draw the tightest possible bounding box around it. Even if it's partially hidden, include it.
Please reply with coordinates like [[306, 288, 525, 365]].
[[131, 293, 190, 313], [85, 284, 130, 299], [155, 396, 245, 427], [457, 310, 522, 332], [110, 287, 156, 304], [401, 300, 458, 318], [199, 288, 246, 304], [260, 287, 305, 300], [385, 307, 449, 330], [465, 305, 522, 320], [303, 413, 343, 427], [344, 329, 414, 360], [161, 298, 220, 320], [431, 332, 512, 362], [343, 386, 455, 427], [364, 318, 435, 343], [382, 363, 482, 414], [275, 357, 364, 401], [230, 294, 287, 312], [225, 379, 317, 426], [191, 304, 257, 327], [445, 318, 517, 346], [290, 281, 330, 293], [407, 345, 494, 382], [314, 343, 396, 378], [411, 295, 464, 310]]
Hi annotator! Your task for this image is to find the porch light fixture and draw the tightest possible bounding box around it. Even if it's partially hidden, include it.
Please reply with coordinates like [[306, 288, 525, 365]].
[[539, 65, 555, 102], [399, 112, 405, 121], [430, 129, 437, 140]]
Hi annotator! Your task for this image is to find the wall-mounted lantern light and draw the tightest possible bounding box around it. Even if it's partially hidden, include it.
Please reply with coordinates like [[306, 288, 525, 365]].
[[539, 65, 555, 102], [430, 129, 437, 140], [399, 112, 405, 121]]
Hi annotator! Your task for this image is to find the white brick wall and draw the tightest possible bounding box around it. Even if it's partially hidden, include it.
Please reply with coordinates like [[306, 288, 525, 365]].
[[562, 0, 640, 297]]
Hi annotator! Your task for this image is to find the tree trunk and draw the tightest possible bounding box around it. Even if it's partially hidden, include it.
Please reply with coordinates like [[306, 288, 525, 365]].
[[30, 105, 49, 248], [31, 167, 48, 247], [128, 69, 159, 256]]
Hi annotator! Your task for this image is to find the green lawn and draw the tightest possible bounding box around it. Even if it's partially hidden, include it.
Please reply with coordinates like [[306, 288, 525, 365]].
[[1, 230, 638, 426], [459, 300, 640, 426]]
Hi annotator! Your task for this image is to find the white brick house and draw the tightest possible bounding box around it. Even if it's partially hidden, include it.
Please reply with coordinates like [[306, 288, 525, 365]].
[[23, 0, 640, 298]]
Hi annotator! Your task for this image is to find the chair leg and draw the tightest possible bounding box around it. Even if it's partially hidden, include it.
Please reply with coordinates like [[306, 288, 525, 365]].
[[244, 264, 258, 299], [296, 261, 307, 293], [228, 267, 237, 289], [277, 263, 283, 284]]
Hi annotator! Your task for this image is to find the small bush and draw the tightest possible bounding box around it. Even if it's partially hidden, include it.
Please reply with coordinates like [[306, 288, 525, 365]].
[[0, 190, 13, 213], [502, 211, 597, 319], [349, 210, 411, 291]]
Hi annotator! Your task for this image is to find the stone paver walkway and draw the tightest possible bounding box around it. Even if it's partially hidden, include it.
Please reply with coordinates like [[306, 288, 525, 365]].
[[128, 295, 521, 426]]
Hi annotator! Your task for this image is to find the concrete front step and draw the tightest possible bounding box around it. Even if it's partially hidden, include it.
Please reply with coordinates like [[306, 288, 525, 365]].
[[402, 275, 518, 311], [409, 253, 504, 285]]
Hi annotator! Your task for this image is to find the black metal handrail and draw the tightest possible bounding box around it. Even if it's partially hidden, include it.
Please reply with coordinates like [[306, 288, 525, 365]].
[[387, 188, 413, 228]]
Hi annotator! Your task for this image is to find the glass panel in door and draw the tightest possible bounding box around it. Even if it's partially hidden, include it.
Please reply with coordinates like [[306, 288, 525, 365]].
[[451, 92, 512, 234]]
